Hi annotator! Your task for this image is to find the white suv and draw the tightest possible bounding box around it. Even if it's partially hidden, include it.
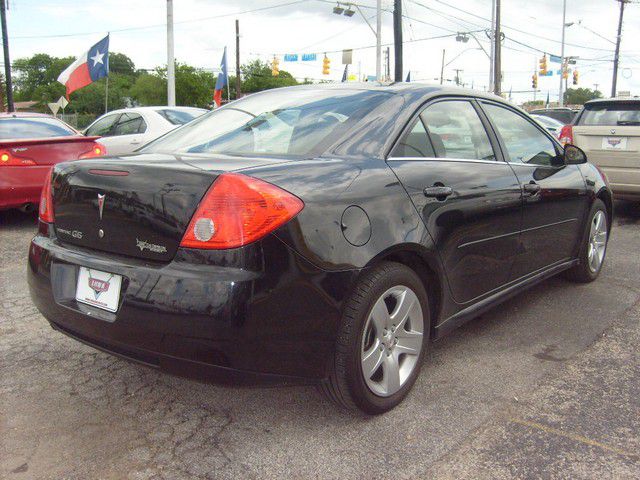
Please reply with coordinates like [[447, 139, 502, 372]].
[[562, 98, 640, 201]]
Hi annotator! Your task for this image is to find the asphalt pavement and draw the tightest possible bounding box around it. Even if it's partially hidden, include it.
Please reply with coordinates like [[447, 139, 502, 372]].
[[1, 202, 639, 479]]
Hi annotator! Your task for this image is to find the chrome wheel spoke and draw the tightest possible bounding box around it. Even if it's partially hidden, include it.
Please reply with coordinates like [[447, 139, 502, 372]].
[[395, 330, 422, 355], [370, 297, 391, 332], [361, 343, 384, 379], [382, 354, 401, 394], [390, 289, 419, 331]]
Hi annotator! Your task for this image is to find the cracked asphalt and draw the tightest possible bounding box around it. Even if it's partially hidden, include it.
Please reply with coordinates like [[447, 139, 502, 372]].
[[1, 202, 640, 479]]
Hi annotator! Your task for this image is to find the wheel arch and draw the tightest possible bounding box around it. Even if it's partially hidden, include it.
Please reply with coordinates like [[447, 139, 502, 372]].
[[596, 187, 613, 232], [363, 244, 445, 336]]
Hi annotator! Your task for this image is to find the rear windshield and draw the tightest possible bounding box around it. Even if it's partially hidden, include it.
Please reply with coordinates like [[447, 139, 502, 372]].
[[142, 89, 390, 157], [156, 108, 206, 125], [0, 117, 76, 139], [531, 110, 575, 124], [577, 102, 640, 126]]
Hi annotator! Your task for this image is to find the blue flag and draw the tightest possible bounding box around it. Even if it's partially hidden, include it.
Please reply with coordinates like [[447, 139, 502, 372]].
[[214, 47, 228, 106]]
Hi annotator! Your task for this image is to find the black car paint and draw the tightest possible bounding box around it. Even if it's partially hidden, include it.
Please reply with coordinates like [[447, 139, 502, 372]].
[[28, 84, 612, 384]]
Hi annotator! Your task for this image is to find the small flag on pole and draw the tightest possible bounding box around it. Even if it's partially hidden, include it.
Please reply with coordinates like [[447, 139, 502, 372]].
[[405, 71, 411, 82], [214, 47, 228, 107], [545, 91, 550, 108], [57, 35, 109, 99], [341, 64, 348, 82]]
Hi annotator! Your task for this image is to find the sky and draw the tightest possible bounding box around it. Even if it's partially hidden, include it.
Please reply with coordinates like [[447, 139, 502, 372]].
[[5, 0, 640, 103]]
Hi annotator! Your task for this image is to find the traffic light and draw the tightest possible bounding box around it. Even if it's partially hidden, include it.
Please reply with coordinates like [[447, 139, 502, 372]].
[[573, 70, 579, 85], [271, 56, 279, 76], [538, 55, 547, 76], [532, 73, 538, 89], [563, 68, 569, 80], [322, 55, 331, 75]]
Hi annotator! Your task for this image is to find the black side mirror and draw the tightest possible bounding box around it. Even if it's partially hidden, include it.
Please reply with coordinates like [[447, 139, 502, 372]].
[[564, 144, 587, 165]]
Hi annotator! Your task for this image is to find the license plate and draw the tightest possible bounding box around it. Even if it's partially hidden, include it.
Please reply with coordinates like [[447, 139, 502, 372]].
[[75, 267, 122, 313], [602, 136, 627, 150]]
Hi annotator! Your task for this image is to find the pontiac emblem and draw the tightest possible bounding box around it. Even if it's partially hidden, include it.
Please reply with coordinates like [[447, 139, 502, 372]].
[[97, 193, 105, 220], [610, 129, 616, 135]]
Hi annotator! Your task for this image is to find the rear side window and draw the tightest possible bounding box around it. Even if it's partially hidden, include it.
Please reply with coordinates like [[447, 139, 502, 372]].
[[483, 103, 561, 167], [390, 120, 435, 157], [86, 114, 120, 137], [0, 117, 76, 139], [156, 109, 204, 125], [577, 102, 640, 126], [419, 101, 495, 161], [113, 113, 147, 135]]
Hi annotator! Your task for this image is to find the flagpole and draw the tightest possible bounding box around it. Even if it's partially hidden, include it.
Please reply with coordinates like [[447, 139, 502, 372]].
[[226, 46, 230, 103], [104, 32, 110, 114]]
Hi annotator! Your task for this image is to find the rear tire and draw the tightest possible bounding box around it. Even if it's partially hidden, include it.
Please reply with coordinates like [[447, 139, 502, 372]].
[[563, 199, 608, 283], [320, 262, 430, 415]]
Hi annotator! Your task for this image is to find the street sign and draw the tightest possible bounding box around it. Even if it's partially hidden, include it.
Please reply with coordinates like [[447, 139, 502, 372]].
[[47, 102, 60, 115], [284, 54, 298, 62], [301, 53, 316, 61], [342, 49, 353, 65], [550, 54, 561, 63], [58, 96, 69, 109]]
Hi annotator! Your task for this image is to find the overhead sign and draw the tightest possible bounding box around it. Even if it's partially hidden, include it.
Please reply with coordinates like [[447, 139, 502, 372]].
[[284, 54, 298, 62], [549, 54, 561, 64], [301, 53, 317, 61], [342, 49, 353, 65]]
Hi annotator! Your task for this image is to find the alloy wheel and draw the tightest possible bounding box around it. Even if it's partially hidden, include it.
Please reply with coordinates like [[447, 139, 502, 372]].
[[360, 285, 424, 397], [588, 210, 607, 273]]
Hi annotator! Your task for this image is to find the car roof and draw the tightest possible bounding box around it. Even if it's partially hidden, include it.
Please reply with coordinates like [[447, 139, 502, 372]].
[[0, 112, 57, 119], [584, 97, 640, 105], [102, 106, 208, 115]]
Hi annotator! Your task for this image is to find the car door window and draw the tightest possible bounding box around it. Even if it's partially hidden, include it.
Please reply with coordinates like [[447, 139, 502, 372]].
[[85, 114, 120, 137], [483, 103, 561, 166], [390, 119, 435, 157], [112, 113, 147, 136], [420, 101, 495, 161]]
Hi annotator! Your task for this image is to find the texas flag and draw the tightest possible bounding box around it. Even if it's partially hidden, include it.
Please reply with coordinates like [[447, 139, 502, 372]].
[[58, 35, 109, 99], [213, 47, 228, 107]]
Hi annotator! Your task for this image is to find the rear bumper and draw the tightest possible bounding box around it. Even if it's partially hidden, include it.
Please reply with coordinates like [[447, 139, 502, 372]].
[[28, 226, 359, 383], [0, 165, 50, 210]]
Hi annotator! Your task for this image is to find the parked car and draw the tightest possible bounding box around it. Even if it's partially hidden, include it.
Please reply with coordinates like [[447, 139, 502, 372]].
[[530, 107, 579, 125], [29, 85, 612, 414], [0, 112, 105, 212], [531, 114, 564, 137], [561, 98, 640, 201], [83, 106, 208, 155]]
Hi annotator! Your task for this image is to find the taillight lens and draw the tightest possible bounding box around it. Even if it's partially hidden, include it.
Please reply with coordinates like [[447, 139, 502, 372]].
[[558, 125, 573, 146], [0, 150, 36, 166], [79, 142, 106, 159], [39, 170, 55, 223], [180, 173, 304, 250]]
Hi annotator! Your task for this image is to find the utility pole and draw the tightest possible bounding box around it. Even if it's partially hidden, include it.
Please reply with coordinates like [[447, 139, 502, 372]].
[[558, 0, 567, 106], [1, 0, 14, 112], [440, 49, 445, 85], [385, 46, 390, 81], [489, 0, 496, 93], [376, 0, 382, 81], [454, 69, 463, 86], [493, 0, 501, 96], [166, 0, 176, 106], [393, 0, 402, 82], [612, 0, 628, 98], [235, 19, 241, 99]]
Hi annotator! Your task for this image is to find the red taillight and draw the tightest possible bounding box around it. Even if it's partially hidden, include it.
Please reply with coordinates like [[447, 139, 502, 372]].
[[180, 173, 304, 250], [79, 142, 106, 159], [39, 170, 55, 223], [559, 125, 573, 146], [0, 150, 36, 166]]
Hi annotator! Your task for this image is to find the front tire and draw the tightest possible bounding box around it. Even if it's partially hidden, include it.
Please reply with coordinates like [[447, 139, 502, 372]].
[[320, 262, 430, 414], [564, 199, 609, 283]]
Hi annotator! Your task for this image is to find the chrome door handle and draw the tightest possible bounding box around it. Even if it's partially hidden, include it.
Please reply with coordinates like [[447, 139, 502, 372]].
[[423, 186, 453, 198], [523, 182, 541, 195]]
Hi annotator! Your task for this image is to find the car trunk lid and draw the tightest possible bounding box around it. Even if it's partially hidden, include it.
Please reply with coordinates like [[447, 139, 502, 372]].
[[51, 153, 292, 262], [0, 136, 102, 166]]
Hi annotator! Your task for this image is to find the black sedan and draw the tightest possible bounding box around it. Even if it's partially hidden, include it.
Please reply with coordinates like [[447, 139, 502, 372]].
[[28, 84, 612, 414]]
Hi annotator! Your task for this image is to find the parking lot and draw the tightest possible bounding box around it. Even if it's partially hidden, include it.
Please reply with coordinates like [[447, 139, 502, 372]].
[[1, 203, 639, 479]]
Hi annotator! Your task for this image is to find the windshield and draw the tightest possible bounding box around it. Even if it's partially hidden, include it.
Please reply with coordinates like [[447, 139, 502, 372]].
[[578, 102, 640, 126], [142, 88, 390, 157], [0, 117, 77, 139], [156, 108, 206, 125]]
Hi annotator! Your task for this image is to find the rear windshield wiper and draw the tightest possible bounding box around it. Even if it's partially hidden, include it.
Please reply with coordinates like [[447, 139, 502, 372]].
[[616, 120, 640, 126]]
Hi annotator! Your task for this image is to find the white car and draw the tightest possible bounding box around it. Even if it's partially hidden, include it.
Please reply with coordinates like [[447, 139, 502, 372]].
[[531, 114, 565, 138], [84, 106, 208, 155]]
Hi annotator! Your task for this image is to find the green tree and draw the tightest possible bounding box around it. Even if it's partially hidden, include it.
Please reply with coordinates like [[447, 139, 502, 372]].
[[130, 63, 214, 107], [240, 59, 298, 95], [564, 88, 602, 105]]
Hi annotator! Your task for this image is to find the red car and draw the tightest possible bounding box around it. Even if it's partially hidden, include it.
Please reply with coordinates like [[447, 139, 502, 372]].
[[0, 112, 106, 212]]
